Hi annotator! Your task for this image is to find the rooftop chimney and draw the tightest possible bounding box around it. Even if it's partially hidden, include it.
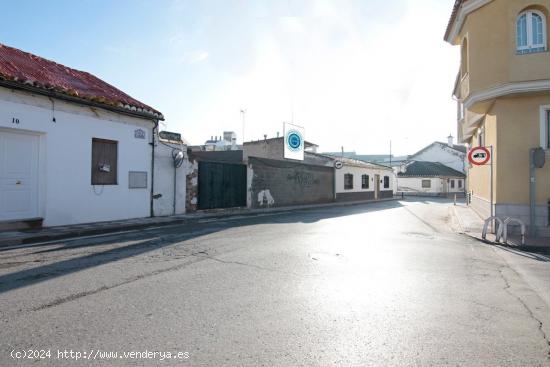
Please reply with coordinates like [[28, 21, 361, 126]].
[[447, 134, 454, 147]]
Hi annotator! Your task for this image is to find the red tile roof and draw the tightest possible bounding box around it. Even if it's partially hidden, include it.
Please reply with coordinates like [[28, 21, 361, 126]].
[[0, 43, 163, 119], [444, 0, 465, 41]]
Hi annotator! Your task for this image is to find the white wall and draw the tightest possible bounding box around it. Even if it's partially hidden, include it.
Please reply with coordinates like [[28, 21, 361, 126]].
[[0, 87, 155, 226], [153, 139, 187, 216], [335, 165, 393, 193], [412, 144, 466, 173], [397, 177, 464, 194]]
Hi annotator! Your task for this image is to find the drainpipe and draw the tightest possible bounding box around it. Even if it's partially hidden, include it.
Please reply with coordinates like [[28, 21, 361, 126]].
[[150, 120, 159, 217]]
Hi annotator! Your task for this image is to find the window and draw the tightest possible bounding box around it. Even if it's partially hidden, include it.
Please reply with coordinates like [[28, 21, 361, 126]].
[[383, 176, 390, 189], [362, 174, 369, 189], [422, 180, 431, 188], [517, 10, 547, 54], [91, 138, 118, 185], [458, 180, 463, 189], [450, 180, 455, 189], [539, 106, 550, 149], [344, 173, 353, 190]]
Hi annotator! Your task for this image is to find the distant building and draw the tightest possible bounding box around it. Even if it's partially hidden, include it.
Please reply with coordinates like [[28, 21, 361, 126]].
[[407, 136, 467, 174], [395, 136, 467, 196], [191, 131, 239, 151], [321, 151, 408, 167], [328, 156, 394, 202], [397, 161, 466, 196]]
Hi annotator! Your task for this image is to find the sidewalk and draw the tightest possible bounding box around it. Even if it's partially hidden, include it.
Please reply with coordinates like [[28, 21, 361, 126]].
[[0, 198, 398, 248], [451, 203, 550, 252]]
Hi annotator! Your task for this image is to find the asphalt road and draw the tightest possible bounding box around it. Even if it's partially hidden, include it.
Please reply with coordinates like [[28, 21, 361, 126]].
[[1, 199, 550, 366]]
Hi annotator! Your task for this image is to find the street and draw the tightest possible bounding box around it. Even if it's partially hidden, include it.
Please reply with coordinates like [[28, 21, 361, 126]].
[[1, 198, 550, 366]]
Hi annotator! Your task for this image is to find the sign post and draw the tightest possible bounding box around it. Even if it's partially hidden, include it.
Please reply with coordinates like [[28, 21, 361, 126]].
[[468, 146, 493, 231]]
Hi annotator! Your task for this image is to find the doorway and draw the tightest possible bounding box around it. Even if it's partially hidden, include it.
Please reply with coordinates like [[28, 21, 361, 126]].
[[0, 130, 39, 221]]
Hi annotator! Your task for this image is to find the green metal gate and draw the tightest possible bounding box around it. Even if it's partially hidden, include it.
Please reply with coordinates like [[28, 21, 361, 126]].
[[198, 161, 247, 209]]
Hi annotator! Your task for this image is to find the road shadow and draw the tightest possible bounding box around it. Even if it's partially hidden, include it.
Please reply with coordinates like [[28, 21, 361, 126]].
[[0, 200, 404, 295]]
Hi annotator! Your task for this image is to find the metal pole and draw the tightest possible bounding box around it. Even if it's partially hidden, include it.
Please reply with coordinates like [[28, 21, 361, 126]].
[[240, 109, 246, 144], [490, 145, 494, 233], [529, 148, 536, 237]]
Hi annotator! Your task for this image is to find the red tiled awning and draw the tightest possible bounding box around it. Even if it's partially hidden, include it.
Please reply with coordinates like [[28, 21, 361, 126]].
[[0, 43, 163, 119]]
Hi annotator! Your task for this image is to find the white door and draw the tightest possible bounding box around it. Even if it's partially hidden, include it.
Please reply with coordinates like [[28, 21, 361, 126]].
[[0, 131, 39, 221]]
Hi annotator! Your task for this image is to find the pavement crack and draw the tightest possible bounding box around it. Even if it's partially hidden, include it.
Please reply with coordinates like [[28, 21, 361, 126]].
[[497, 266, 550, 359], [30, 254, 212, 312], [191, 253, 301, 277]]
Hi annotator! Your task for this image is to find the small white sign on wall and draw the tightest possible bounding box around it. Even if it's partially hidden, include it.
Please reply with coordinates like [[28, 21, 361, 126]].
[[283, 122, 305, 161], [134, 129, 146, 139]]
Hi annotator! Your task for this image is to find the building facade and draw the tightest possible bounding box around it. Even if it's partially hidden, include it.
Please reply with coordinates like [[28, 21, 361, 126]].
[[332, 157, 394, 201], [446, 0, 550, 233], [408, 136, 467, 174], [0, 43, 163, 228], [397, 161, 466, 196]]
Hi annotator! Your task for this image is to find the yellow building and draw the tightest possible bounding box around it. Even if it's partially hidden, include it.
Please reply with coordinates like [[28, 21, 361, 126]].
[[445, 0, 550, 235]]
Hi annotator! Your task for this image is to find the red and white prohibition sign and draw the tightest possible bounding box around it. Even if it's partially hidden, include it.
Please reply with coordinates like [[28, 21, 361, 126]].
[[468, 146, 491, 166]]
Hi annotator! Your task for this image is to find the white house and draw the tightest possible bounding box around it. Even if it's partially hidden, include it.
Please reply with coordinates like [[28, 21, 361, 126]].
[[408, 135, 467, 173], [0, 43, 163, 229], [397, 161, 466, 196], [333, 157, 395, 201]]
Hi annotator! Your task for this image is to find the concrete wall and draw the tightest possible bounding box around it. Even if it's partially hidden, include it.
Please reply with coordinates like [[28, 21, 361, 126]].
[[153, 139, 187, 217], [0, 87, 154, 227], [248, 157, 334, 209]]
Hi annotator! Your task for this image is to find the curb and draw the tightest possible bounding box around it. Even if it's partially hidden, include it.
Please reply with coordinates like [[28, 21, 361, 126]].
[[1, 197, 400, 248], [464, 233, 550, 254]]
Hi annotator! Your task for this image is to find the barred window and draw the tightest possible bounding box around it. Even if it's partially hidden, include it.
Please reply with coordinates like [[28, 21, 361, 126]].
[[362, 174, 369, 189], [344, 173, 353, 190]]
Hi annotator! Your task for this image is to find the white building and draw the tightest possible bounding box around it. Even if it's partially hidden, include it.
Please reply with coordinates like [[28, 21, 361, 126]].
[[397, 161, 466, 196], [333, 157, 395, 201], [0, 43, 163, 229], [408, 135, 467, 173], [202, 131, 238, 151]]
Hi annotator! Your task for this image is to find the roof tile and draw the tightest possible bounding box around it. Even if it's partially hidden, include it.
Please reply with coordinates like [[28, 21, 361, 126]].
[[398, 161, 465, 178], [0, 43, 163, 119]]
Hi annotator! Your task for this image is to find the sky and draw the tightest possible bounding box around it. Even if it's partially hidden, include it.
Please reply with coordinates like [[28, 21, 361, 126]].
[[2, 0, 459, 155]]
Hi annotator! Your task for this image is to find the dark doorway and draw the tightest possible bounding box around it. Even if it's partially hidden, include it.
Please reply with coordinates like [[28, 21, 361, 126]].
[[198, 161, 247, 209]]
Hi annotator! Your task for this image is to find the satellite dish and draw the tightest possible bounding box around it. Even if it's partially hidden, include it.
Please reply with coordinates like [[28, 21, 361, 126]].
[[172, 150, 185, 168]]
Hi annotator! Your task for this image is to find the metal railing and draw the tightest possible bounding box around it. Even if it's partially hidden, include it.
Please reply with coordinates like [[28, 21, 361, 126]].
[[482, 216, 526, 246]]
